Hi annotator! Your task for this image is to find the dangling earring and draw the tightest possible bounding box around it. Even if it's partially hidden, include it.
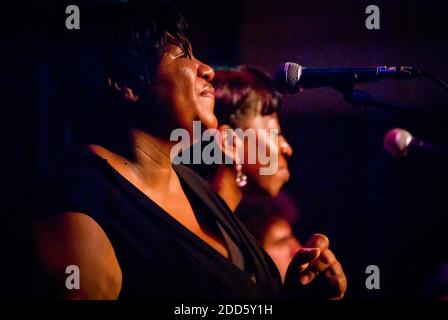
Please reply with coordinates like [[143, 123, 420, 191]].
[[235, 164, 247, 188]]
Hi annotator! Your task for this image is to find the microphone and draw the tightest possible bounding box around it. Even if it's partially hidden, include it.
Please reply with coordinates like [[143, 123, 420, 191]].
[[275, 62, 421, 94], [383, 128, 448, 158]]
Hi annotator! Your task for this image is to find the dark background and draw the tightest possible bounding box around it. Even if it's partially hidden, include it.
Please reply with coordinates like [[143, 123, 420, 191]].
[[1, 0, 447, 299]]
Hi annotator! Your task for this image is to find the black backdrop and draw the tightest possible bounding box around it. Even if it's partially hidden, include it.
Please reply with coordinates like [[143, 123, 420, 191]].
[[1, 0, 447, 298]]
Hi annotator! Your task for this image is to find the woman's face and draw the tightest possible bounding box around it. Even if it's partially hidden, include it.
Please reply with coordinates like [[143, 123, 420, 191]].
[[262, 218, 302, 282], [150, 41, 217, 136], [240, 113, 293, 197]]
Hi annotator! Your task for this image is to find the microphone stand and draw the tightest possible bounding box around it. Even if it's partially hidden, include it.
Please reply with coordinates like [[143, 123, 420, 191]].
[[328, 79, 425, 116], [341, 88, 418, 115], [334, 86, 448, 159]]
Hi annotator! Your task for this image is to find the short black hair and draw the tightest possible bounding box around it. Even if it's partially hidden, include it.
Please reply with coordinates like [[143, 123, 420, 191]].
[[68, 0, 191, 155], [108, 0, 191, 94]]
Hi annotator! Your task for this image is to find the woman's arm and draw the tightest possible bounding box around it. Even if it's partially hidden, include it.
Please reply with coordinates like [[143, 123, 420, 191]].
[[35, 212, 122, 299]]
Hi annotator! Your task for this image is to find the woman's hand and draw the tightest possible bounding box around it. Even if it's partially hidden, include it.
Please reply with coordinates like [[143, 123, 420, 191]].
[[284, 233, 347, 300]]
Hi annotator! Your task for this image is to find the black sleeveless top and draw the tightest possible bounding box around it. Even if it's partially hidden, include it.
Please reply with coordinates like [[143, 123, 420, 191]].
[[37, 146, 282, 300]]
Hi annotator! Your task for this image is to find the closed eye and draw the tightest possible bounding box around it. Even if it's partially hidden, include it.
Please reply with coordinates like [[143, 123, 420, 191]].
[[171, 47, 191, 60], [179, 52, 191, 59]]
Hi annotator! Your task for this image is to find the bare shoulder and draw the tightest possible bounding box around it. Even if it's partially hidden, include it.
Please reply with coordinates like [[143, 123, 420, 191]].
[[35, 212, 122, 299]]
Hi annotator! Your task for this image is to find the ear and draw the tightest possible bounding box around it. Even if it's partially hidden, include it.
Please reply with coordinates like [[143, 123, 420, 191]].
[[108, 77, 139, 103], [217, 124, 244, 165]]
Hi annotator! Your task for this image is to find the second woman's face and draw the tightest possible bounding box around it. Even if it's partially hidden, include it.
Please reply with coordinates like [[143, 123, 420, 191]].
[[150, 41, 217, 136], [240, 113, 293, 197], [263, 218, 302, 282]]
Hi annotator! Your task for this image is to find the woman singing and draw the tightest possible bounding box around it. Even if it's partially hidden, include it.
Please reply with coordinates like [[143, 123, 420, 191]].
[[34, 1, 281, 299], [194, 66, 347, 299]]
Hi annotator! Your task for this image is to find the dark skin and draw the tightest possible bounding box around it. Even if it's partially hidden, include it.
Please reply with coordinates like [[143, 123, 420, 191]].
[[35, 41, 225, 299], [36, 41, 346, 299], [213, 110, 347, 299], [212, 114, 292, 212], [285, 234, 347, 299]]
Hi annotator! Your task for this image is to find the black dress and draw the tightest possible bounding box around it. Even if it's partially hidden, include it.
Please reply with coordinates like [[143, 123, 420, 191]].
[[37, 146, 282, 299]]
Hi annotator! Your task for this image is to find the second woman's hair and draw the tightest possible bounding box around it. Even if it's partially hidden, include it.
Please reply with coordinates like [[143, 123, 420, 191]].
[[212, 66, 282, 129]]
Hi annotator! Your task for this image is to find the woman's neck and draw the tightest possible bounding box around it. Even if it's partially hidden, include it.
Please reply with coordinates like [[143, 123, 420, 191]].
[[212, 166, 243, 212], [87, 129, 176, 192]]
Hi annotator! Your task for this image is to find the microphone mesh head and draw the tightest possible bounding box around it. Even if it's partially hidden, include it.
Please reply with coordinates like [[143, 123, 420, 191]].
[[383, 128, 413, 157], [274, 62, 302, 94]]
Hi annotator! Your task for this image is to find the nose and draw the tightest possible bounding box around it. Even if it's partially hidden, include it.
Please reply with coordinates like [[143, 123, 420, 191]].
[[279, 136, 293, 158], [197, 58, 215, 82]]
